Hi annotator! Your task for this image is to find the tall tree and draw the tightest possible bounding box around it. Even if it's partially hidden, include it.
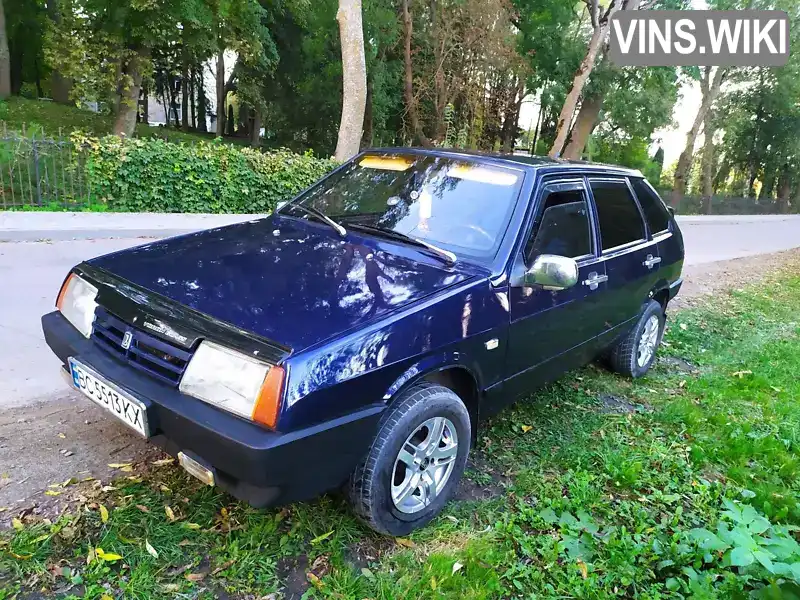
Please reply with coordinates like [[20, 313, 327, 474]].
[[334, 0, 366, 161], [0, 0, 11, 98], [549, 0, 641, 157], [671, 66, 726, 207]]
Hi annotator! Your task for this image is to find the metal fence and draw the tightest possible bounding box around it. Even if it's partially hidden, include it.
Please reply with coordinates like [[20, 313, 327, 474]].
[[0, 125, 94, 210]]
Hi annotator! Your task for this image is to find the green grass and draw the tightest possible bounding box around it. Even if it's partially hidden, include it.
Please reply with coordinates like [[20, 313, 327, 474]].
[[2, 262, 800, 599], [0, 96, 246, 146]]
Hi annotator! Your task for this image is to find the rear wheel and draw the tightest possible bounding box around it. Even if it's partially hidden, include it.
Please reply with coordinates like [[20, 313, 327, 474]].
[[606, 300, 665, 378], [347, 383, 470, 536]]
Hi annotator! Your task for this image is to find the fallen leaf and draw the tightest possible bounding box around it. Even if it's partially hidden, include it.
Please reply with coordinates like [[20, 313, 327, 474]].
[[771, 386, 782, 393], [162, 583, 181, 592], [58, 433, 66, 439], [577, 559, 588, 579], [11, 518, 23, 530], [95, 548, 123, 562], [99, 504, 109, 523], [211, 559, 236, 575], [679, 323, 688, 330], [185, 572, 206, 582], [100, 594, 113, 600], [178, 539, 192, 546], [152, 458, 174, 467], [731, 370, 753, 378], [45, 490, 61, 497], [395, 538, 415, 548], [160, 485, 171, 493], [9, 551, 32, 560], [521, 425, 533, 433], [452, 561, 464, 575], [679, 380, 686, 388], [182, 522, 201, 530], [145, 539, 158, 559], [136, 505, 150, 513], [306, 572, 323, 588], [101, 485, 117, 492], [165, 505, 176, 522], [107, 463, 131, 469]]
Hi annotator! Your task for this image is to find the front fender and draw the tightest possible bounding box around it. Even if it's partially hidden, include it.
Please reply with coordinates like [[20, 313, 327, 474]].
[[382, 352, 483, 402]]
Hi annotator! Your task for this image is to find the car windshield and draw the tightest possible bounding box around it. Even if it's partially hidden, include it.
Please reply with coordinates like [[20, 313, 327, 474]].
[[283, 153, 524, 260]]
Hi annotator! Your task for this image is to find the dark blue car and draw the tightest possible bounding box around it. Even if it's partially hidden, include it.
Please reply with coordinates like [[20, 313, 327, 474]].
[[43, 149, 683, 535]]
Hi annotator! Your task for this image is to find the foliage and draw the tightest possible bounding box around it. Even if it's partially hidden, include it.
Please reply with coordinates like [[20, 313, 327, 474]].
[[77, 134, 337, 213]]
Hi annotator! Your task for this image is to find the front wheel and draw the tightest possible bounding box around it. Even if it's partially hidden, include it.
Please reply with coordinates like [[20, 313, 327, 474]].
[[347, 383, 471, 536], [606, 300, 665, 378]]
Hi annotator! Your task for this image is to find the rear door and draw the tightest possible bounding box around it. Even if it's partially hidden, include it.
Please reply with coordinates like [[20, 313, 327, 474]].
[[587, 177, 661, 338], [505, 178, 609, 398]]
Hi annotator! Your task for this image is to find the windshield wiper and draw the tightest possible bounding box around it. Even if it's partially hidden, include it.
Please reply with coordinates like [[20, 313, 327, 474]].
[[285, 203, 347, 237], [346, 223, 457, 265]]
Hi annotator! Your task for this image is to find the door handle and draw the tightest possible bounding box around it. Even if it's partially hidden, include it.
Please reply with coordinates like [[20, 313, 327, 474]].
[[582, 272, 608, 290], [643, 254, 662, 269]]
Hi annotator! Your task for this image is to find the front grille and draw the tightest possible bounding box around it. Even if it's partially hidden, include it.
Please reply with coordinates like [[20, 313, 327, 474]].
[[91, 307, 192, 386]]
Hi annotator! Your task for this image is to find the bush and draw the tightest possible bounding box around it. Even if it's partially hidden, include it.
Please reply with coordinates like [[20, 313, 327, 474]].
[[78, 134, 338, 213]]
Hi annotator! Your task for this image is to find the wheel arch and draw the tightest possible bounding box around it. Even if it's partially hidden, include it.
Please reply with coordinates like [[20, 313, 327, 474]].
[[384, 359, 482, 442]]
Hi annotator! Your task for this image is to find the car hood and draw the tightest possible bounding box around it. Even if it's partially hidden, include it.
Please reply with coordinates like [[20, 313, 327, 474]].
[[88, 215, 485, 352]]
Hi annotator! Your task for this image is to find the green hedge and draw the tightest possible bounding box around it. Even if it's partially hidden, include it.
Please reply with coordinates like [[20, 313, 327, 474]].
[[78, 134, 338, 213]]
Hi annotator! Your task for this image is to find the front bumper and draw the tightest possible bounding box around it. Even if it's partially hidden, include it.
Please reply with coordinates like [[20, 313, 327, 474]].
[[42, 311, 383, 506]]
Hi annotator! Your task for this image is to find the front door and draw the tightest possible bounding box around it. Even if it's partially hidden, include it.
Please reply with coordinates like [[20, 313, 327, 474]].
[[505, 178, 610, 399]]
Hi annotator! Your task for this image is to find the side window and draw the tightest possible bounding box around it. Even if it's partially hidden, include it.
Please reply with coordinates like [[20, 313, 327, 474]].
[[631, 178, 671, 234], [526, 186, 593, 261], [590, 180, 645, 251]]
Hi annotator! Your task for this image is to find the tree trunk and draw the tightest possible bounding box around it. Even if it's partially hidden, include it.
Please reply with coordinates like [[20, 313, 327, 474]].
[[758, 166, 777, 202], [500, 78, 525, 153], [45, 0, 73, 103], [777, 164, 791, 213], [190, 68, 196, 129], [250, 107, 261, 148], [401, 0, 430, 147], [226, 104, 234, 136], [215, 51, 226, 137], [161, 91, 170, 127], [197, 65, 207, 133], [361, 75, 373, 148], [0, 0, 11, 99], [181, 48, 190, 131], [562, 90, 605, 159], [334, 0, 367, 162], [141, 85, 149, 124], [672, 66, 725, 207], [701, 115, 714, 214], [113, 50, 148, 138]]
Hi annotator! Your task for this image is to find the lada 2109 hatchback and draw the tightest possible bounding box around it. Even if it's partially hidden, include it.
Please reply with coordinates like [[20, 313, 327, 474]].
[[43, 149, 684, 535]]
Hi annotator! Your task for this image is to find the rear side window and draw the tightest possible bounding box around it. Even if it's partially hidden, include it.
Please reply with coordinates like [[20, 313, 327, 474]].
[[631, 178, 671, 234], [590, 180, 645, 251], [527, 187, 592, 260]]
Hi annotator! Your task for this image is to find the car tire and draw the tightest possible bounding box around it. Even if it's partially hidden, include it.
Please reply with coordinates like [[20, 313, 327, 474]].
[[607, 300, 665, 378], [347, 382, 471, 536]]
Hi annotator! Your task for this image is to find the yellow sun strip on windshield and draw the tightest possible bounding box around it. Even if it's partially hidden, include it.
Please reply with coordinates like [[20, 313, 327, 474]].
[[358, 156, 415, 171], [446, 165, 518, 186]]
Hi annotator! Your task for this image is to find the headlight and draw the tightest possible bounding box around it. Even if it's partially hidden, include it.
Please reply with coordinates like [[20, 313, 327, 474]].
[[57, 273, 98, 338], [179, 341, 285, 428]]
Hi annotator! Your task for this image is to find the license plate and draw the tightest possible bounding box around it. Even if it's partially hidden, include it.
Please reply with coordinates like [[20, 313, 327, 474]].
[[68, 358, 149, 437]]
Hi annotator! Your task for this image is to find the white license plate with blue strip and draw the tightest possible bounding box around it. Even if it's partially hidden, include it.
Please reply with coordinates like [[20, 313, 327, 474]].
[[68, 358, 149, 437]]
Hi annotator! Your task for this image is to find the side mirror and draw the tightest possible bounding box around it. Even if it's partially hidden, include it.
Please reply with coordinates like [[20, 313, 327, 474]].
[[667, 205, 676, 217], [524, 254, 579, 291]]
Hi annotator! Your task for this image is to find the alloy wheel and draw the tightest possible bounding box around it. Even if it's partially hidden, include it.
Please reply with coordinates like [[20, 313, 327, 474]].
[[391, 416, 459, 514]]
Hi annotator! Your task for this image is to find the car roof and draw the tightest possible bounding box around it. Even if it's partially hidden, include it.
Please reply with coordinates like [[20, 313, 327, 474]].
[[366, 147, 644, 178]]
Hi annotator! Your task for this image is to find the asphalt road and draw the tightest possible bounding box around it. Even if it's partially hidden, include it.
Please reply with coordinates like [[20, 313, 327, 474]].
[[0, 214, 798, 509]]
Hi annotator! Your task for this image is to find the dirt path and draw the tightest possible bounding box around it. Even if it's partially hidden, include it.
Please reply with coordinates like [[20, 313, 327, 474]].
[[2, 248, 799, 518]]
